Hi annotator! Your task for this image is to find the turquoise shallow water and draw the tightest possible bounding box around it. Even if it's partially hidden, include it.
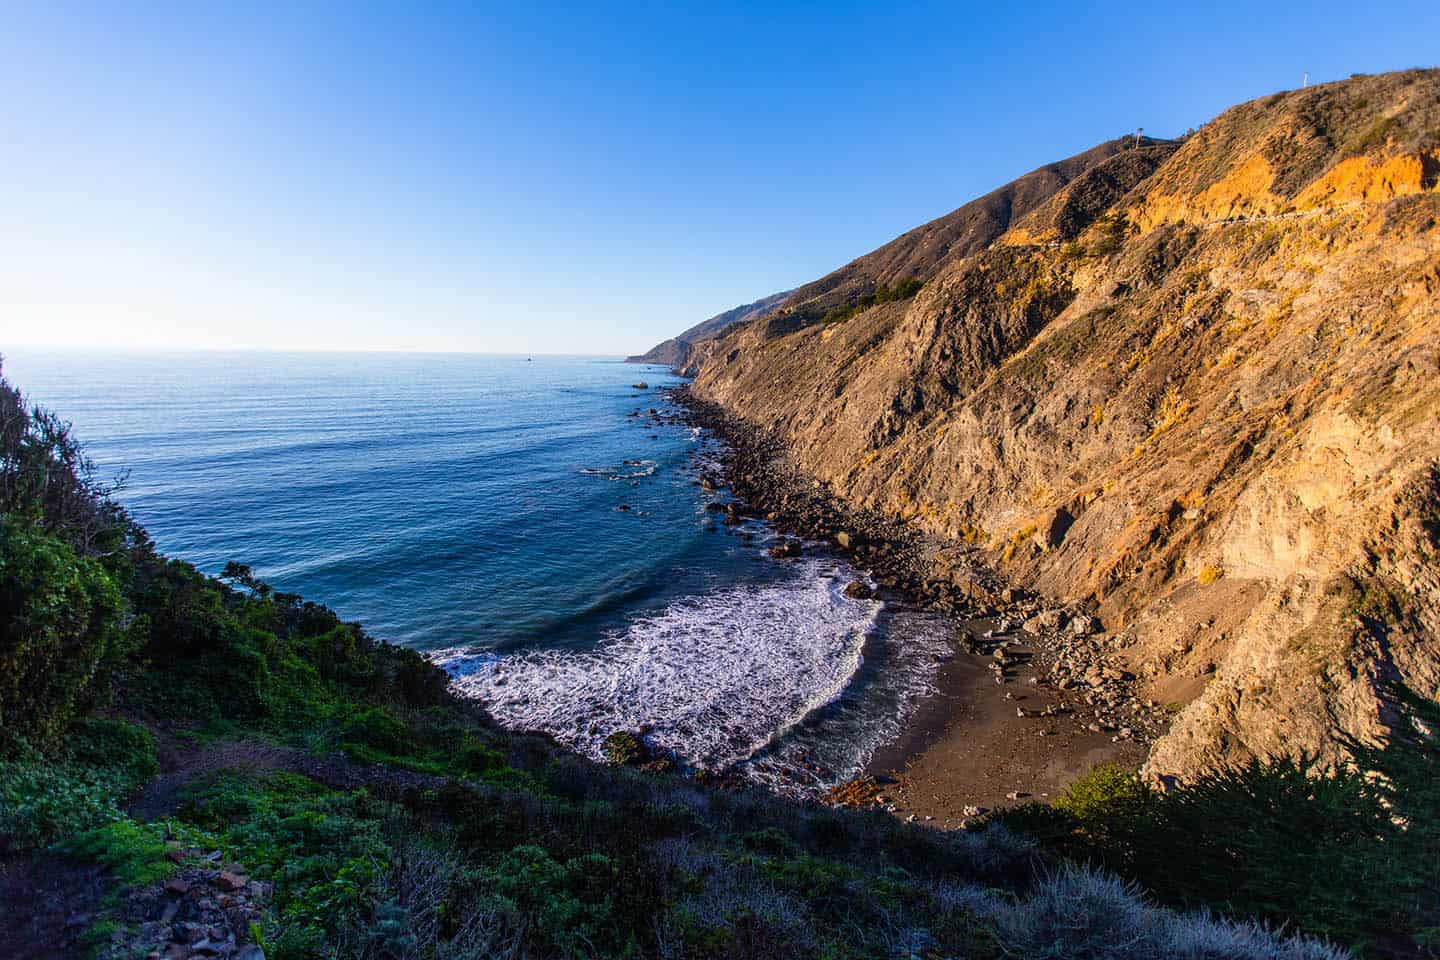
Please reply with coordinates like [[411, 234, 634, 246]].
[[4, 348, 952, 794]]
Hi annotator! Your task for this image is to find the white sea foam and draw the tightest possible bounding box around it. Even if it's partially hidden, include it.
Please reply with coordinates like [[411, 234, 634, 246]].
[[436, 557, 952, 795], [579, 459, 658, 480]]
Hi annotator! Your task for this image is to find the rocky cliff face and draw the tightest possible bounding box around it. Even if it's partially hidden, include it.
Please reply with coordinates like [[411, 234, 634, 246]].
[[685, 69, 1440, 780], [627, 290, 792, 365]]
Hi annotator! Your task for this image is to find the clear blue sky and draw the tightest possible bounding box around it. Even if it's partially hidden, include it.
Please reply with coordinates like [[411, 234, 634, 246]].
[[3, 2, 1436, 356]]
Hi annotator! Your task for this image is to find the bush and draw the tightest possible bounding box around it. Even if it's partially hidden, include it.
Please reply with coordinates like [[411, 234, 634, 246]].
[[484, 845, 621, 957], [1053, 763, 1149, 821], [0, 518, 125, 747], [1003, 695, 1440, 955], [67, 717, 160, 793], [0, 759, 125, 853], [338, 706, 410, 754]]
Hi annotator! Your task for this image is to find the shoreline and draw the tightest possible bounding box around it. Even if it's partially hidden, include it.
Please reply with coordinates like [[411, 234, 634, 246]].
[[669, 383, 1164, 824]]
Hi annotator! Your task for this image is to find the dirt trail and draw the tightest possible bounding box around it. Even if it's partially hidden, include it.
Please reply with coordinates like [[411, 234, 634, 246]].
[[128, 734, 444, 821]]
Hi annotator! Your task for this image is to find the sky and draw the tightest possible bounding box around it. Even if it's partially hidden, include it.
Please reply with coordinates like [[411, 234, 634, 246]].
[[2, 2, 1437, 356]]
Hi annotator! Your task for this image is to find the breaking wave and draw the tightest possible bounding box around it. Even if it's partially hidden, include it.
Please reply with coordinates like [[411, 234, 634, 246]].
[[437, 557, 952, 796], [580, 458, 658, 480]]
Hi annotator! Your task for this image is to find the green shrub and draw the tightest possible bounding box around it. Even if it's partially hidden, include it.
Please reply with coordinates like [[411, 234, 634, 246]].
[[821, 277, 925, 324], [1004, 693, 1440, 954], [485, 845, 620, 957], [60, 818, 176, 886], [1053, 763, 1148, 821], [0, 518, 125, 747], [0, 759, 126, 853], [67, 717, 160, 793], [1348, 116, 1401, 154], [338, 706, 409, 754], [456, 738, 505, 774]]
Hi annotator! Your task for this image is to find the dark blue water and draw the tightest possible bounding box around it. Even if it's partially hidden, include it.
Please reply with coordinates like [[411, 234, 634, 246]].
[[3, 349, 952, 794]]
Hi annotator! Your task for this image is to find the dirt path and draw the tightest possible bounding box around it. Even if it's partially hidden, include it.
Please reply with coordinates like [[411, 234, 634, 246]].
[[128, 733, 446, 821]]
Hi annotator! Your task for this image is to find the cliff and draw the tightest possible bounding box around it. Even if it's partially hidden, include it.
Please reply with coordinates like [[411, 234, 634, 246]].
[[626, 289, 792, 365], [683, 69, 1440, 781]]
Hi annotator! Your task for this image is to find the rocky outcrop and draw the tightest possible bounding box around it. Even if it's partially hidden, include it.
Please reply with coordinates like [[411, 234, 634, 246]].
[[683, 69, 1440, 780]]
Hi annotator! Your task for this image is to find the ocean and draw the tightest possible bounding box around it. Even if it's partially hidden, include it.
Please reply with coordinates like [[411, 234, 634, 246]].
[[3, 348, 952, 795]]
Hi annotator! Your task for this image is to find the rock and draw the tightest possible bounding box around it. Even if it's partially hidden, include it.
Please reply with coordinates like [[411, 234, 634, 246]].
[[1032, 506, 1074, 550], [632, 381, 649, 389], [1024, 609, 1068, 633], [214, 871, 249, 892], [834, 531, 853, 549], [843, 579, 875, 599], [769, 538, 802, 558], [234, 948, 265, 960], [165, 878, 192, 897], [1071, 614, 1102, 636]]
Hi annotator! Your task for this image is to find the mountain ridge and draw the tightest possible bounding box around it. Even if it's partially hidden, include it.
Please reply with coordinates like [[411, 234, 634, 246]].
[[626, 289, 793, 365], [679, 68, 1440, 780]]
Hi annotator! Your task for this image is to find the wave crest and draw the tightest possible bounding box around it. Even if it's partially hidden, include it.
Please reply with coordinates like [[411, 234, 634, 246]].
[[440, 559, 881, 771]]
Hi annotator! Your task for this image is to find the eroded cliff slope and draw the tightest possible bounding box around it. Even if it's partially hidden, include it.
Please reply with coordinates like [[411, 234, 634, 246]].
[[687, 69, 1440, 779]]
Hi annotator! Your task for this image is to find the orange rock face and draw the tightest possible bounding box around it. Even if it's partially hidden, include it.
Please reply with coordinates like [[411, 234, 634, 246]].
[[683, 68, 1440, 780]]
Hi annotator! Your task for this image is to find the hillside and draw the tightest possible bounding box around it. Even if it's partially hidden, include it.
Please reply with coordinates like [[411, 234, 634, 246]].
[[626, 290, 792, 365], [684, 68, 1440, 782]]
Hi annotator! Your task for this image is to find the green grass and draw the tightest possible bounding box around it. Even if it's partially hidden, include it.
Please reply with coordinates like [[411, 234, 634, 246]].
[[60, 819, 177, 887]]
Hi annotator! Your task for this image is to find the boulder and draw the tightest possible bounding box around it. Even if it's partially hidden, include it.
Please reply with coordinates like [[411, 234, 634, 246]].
[[769, 539, 802, 559], [1024, 609, 1068, 633]]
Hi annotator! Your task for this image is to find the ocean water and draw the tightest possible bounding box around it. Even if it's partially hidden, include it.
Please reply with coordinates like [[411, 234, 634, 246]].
[[3, 348, 951, 795]]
